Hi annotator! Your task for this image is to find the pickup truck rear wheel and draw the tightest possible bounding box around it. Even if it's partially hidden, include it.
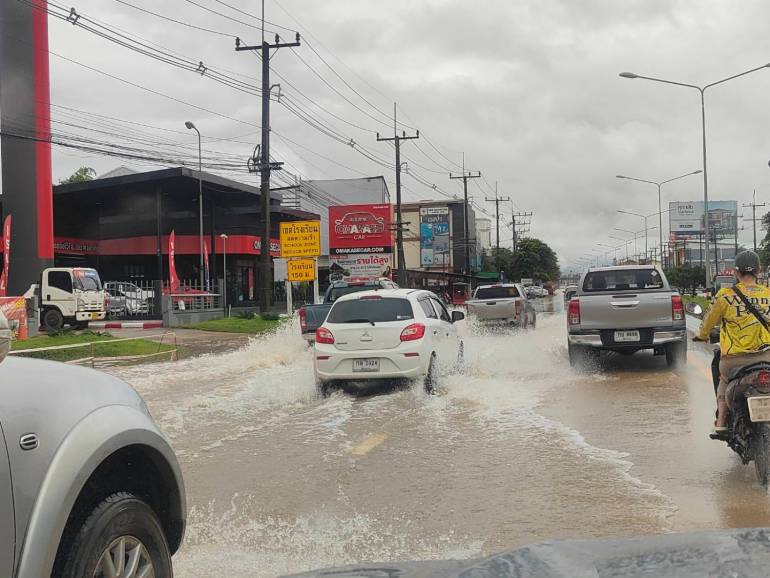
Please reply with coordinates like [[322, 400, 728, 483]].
[[57, 492, 172, 578], [665, 339, 687, 368], [43, 308, 64, 331]]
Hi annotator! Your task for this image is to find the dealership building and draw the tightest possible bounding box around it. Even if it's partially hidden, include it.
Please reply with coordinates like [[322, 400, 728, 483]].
[[50, 166, 319, 306]]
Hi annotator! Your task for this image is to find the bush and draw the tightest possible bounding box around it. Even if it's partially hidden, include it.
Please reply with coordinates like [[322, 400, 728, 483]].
[[260, 312, 280, 321], [236, 311, 255, 319]]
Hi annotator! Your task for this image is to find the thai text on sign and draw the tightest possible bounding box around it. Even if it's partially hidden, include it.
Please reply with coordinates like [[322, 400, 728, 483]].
[[287, 258, 316, 282], [280, 221, 321, 257]]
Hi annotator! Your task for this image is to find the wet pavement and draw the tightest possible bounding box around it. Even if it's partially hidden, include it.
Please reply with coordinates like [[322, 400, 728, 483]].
[[109, 296, 770, 577]]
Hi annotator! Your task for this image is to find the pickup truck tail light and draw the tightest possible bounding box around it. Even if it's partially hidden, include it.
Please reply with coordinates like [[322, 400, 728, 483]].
[[515, 300, 522, 317], [400, 323, 426, 342], [671, 295, 684, 321], [315, 327, 335, 344], [568, 299, 580, 325], [298, 308, 307, 332]]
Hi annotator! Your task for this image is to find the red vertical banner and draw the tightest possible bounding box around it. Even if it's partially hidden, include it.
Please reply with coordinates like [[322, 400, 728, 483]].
[[203, 239, 210, 290], [0, 215, 11, 296], [168, 230, 180, 291], [33, 2, 53, 259]]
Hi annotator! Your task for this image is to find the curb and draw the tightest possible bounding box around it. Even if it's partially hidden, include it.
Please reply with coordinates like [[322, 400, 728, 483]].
[[89, 320, 164, 330]]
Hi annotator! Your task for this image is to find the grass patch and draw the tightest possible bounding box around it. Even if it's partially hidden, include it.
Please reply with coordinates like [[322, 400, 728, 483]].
[[11, 330, 175, 363], [187, 315, 283, 334]]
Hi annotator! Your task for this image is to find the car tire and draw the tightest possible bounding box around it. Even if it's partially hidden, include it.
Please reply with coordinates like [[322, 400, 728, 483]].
[[43, 308, 64, 332], [316, 379, 331, 398], [568, 342, 598, 368], [57, 492, 172, 578], [424, 354, 438, 394], [665, 339, 687, 368]]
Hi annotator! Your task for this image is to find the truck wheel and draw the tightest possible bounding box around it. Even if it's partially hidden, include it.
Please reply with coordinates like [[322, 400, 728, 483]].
[[568, 342, 597, 368], [43, 308, 64, 332], [56, 492, 172, 578], [665, 339, 687, 368]]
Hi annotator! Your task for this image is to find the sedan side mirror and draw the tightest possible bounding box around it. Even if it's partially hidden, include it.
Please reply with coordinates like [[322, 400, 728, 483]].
[[451, 310, 465, 323], [0, 311, 11, 364]]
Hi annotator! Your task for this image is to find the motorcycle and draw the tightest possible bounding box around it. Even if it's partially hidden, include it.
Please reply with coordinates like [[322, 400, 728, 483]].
[[691, 303, 770, 484]]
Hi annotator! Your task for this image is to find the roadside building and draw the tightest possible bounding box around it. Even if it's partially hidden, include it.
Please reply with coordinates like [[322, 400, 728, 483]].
[[402, 199, 478, 275], [52, 166, 319, 307]]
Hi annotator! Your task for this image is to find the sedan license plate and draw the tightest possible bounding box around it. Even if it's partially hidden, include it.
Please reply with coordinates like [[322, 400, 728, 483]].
[[353, 358, 380, 372], [614, 330, 640, 342], [748, 396, 770, 422]]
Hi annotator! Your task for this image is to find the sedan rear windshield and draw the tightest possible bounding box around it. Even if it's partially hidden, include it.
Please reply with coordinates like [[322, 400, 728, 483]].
[[475, 286, 520, 299], [328, 284, 382, 302], [327, 298, 414, 323], [583, 269, 664, 292]]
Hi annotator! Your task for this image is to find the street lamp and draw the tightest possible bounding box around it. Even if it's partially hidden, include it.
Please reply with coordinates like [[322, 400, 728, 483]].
[[220, 233, 228, 316], [609, 235, 632, 262], [617, 211, 648, 260], [619, 62, 770, 288], [616, 170, 701, 263], [185, 121, 204, 289], [598, 242, 619, 264]]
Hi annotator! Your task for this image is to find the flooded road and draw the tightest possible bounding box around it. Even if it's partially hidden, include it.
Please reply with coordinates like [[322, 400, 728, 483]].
[[111, 297, 770, 577]]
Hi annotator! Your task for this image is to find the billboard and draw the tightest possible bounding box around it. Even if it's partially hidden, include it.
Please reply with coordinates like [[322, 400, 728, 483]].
[[420, 206, 451, 267], [279, 220, 321, 258], [328, 204, 394, 255], [669, 201, 737, 238]]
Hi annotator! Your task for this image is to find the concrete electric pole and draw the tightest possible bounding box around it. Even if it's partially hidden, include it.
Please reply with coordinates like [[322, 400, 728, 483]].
[[449, 154, 481, 275]]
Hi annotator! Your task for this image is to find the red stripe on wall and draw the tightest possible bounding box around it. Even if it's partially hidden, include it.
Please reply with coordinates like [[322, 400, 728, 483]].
[[33, 2, 54, 259]]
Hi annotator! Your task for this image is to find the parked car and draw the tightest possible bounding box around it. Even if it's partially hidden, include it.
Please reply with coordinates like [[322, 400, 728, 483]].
[[298, 278, 399, 341], [313, 289, 465, 394], [466, 283, 536, 327], [105, 281, 152, 315], [567, 265, 686, 367], [0, 310, 186, 577]]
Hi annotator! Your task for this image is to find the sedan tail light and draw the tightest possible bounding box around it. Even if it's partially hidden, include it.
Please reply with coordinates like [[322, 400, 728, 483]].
[[568, 298, 580, 325], [315, 327, 335, 344], [400, 323, 426, 342], [672, 295, 684, 321], [298, 308, 307, 332]]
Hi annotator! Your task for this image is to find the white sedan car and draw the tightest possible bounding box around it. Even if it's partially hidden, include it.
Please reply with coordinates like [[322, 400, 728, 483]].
[[313, 288, 465, 394]]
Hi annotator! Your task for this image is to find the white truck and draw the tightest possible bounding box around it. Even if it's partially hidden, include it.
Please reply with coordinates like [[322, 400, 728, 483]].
[[37, 267, 108, 331]]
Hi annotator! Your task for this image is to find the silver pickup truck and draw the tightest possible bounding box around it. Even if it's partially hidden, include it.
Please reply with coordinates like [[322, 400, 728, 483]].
[[566, 265, 686, 367], [466, 283, 537, 328]]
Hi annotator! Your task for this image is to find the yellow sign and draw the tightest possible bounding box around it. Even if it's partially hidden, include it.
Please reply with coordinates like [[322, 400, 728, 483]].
[[280, 220, 321, 257], [287, 258, 316, 282]]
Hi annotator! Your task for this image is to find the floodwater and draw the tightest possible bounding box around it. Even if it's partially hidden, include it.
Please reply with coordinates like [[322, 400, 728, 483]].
[[110, 297, 770, 577]]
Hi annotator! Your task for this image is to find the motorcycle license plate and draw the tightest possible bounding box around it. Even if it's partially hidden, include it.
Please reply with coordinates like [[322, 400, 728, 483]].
[[353, 359, 379, 372], [614, 330, 640, 342], [747, 396, 770, 422]]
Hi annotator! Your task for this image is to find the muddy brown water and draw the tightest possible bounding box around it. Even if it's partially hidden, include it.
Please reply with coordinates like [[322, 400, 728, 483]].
[[109, 299, 770, 577]]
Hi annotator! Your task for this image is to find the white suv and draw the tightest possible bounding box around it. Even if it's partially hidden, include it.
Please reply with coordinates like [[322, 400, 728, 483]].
[[313, 289, 465, 394]]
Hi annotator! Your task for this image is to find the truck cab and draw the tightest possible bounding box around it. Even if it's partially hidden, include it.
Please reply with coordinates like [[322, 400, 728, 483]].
[[39, 267, 107, 331]]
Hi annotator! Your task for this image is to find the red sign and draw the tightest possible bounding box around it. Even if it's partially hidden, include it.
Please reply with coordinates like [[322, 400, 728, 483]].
[[169, 231, 180, 291], [0, 297, 27, 340], [329, 204, 393, 255], [0, 215, 11, 297]]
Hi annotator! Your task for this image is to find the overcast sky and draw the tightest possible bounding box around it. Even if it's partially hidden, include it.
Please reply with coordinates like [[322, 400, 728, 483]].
[[38, 0, 770, 268]]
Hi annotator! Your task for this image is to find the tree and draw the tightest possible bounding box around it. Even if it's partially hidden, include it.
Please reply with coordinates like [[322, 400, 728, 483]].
[[665, 263, 705, 295], [481, 238, 559, 282], [59, 166, 96, 184]]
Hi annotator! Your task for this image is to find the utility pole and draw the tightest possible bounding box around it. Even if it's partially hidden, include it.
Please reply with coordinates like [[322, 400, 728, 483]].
[[377, 103, 419, 286], [486, 184, 510, 280], [449, 153, 481, 275], [509, 210, 533, 254], [235, 13, 300, 312], [743, 190, 765, 251]]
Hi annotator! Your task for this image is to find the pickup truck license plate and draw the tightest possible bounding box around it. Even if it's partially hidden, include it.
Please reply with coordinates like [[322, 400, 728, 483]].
[[353, 359, 379, 372], [748, 396, 770, 422], [614, 330, 640, 342]]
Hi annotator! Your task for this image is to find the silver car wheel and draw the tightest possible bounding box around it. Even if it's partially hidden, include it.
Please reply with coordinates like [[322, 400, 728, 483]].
[[94, 535, 155, 578]]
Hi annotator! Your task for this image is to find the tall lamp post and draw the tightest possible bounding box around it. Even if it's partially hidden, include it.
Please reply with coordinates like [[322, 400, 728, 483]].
[[220, 233, 228, 316], [616, 170, 701, 263], [609, 235, 632, 263], [598, 242, 620, 264], [617, 210, 649, 261], [619, 62, 770, 288], [185, 121, 204, 289]]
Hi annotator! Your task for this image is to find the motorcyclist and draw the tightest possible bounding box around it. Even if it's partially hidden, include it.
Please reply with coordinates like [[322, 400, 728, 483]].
[[694, 250, 770, 435]]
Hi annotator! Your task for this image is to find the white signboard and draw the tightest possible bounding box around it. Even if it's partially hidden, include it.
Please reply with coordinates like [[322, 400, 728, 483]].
[[274, 258, 288, 282], [669, 201, 737, 238]]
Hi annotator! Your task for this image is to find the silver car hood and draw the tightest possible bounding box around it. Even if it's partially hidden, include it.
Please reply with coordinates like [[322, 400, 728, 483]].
[[286, 527, 770, 578]]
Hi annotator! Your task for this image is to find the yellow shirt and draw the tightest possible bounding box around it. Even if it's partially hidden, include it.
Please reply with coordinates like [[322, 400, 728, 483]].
[[697, 282, 770, 356]]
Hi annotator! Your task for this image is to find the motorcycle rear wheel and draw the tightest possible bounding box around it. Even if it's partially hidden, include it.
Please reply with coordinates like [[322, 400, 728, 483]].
[[754, 423, 770, 485]]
